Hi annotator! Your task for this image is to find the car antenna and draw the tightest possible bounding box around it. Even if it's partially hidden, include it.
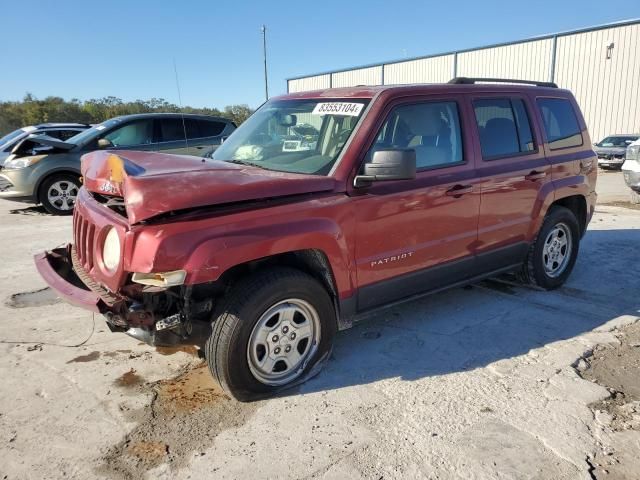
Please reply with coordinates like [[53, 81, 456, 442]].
[[173, 58, 189, 150]]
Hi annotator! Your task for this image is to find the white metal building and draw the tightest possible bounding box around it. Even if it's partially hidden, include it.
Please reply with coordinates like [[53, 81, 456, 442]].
[[287, 19, 640, 142]]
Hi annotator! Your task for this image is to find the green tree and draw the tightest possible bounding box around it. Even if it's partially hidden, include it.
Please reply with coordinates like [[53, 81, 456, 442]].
[[0, 95, 254, 136]]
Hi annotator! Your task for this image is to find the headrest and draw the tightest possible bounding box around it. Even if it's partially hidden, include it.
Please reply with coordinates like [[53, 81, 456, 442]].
[[485, 117, 516, 133], [401, 105, 446, 137]]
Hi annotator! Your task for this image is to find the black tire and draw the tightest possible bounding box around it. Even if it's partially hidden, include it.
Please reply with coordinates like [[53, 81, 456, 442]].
[[520, 206, 580, 290], [205, 267, 336, 401], [39, 174, 80, 215]]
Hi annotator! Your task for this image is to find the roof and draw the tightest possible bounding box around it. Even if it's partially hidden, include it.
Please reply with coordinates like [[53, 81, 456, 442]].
[[287, 18, 640, 81], [274, 82, 565, 101], [34, 123, 89, 128], [109, 112, 232, 123]]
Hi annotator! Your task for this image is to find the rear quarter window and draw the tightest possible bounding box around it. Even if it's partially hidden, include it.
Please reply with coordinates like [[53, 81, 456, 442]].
[[536, 98, 583, 150]]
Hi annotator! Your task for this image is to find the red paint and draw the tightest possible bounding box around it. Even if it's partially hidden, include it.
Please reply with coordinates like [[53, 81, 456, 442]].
[[37, 83, 597, 320]]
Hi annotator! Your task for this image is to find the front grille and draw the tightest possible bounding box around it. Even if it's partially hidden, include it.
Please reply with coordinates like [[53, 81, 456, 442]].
[[0, 177, 13, 192], [70, 247, 122, 306], [73, 209, 96, 271]]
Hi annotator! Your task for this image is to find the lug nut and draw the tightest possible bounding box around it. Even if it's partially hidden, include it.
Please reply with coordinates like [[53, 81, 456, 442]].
[[274, 347, 281, 354], [282, 326, 289, 334], [290, 332, 296, 340], [285, 345, 291, 353], [272, 335, 279, 342]]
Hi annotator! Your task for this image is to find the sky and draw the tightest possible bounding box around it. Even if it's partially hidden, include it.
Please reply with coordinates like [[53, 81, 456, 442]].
[[1, 0, 638, 109]]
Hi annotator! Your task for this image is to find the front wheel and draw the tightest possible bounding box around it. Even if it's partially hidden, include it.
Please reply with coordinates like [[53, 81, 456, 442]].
[[205, 267, 336, 401], [520, 206, 580, 290], [39, 174, 80, 215]]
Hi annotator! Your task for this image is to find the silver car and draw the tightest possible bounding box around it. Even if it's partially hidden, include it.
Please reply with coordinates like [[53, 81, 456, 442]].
[[0, 113, 236, 215], [0, 123, 90, 166], [594, 134, 640, 170]]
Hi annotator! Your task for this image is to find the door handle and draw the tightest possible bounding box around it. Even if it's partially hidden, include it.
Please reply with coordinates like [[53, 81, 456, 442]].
[[525, 170, 546, 181], [445, 184, 473, 197]]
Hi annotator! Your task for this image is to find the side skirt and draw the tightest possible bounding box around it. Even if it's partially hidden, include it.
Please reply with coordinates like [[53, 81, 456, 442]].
[[338, 263, 522, 329]]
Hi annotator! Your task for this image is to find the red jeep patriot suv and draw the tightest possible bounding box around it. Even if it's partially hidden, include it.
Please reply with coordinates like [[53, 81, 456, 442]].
[[35, 78, 597, 401]]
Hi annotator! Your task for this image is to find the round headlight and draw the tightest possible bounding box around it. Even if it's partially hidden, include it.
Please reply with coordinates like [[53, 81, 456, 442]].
[[102, 227, 121, 271]]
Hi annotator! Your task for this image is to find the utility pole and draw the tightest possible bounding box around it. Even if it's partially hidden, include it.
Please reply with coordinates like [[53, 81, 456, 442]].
[[261, 25, 269, 101]]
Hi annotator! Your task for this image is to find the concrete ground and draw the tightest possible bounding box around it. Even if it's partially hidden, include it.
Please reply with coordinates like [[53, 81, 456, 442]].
[[1, 170, 639, 479], [596, 168, 632, 204]]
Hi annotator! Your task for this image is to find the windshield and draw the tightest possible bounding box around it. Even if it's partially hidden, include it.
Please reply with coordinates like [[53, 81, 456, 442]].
[[597, 136, 639, 147], [212, 99, 369, 175], [66, 118, 123, 146], [0, 128, 32, 149]]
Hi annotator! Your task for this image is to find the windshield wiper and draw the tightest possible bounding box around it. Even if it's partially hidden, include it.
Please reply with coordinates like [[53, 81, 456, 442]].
[[224, 159, 269, 170]]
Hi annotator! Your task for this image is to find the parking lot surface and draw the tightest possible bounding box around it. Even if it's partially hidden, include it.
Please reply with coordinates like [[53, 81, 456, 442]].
[[0, 188, 639, 479]]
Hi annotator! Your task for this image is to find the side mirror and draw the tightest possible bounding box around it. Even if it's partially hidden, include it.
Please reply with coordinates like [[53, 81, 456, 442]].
[[354, 149, 416, 188], [97, 138, 112, 149]]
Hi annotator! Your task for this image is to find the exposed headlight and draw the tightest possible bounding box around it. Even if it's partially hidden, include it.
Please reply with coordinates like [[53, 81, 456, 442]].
[[3, 156, 42, 169], [132, 270, 186, 287], [102, 227, 121, 271]]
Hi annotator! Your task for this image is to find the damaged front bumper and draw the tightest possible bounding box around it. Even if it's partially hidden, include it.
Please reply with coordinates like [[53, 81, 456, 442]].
[[34, 245, 211, 347]]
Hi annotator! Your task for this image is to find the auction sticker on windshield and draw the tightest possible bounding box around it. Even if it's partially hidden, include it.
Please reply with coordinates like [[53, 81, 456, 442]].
[[312, 102, 364, 116]]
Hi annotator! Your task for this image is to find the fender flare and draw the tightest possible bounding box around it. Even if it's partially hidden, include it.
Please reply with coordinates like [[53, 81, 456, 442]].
[[528, 177, 589, 239], [180, 217, 354, 297]]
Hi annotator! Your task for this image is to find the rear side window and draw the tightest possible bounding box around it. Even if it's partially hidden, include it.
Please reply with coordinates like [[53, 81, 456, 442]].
[[473, 98, 536, 160], [159, 118, 186, 142], [198, 120, 226, 137], [370, 101, 463, 170], [184, 119, 226, 139], [537, 98, 583, 150]]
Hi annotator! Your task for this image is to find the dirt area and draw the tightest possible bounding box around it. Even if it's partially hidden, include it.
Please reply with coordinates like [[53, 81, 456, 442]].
[[0, 200, 639, 479], [578, 322, 640, 480], [100, 362, 258, 479]]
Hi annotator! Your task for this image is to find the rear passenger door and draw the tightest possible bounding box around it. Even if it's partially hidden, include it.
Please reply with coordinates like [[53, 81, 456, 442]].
[[156, 118, 230, 157], [471, 95, 551, 269], [185, 119, 231, 156]]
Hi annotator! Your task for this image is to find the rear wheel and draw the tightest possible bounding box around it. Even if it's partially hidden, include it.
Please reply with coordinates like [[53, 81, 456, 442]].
[[630, 189, 640, 205], [520, 206, 580, 290], [39, 174, 80, 215], [205, 267, 336, 401]]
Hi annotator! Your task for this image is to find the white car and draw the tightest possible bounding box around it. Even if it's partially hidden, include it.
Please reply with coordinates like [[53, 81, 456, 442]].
[[622, 139, 640, 203]]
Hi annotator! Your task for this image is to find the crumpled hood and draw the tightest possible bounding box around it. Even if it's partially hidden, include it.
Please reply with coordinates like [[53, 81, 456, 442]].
[[81, 150, 337, 224]]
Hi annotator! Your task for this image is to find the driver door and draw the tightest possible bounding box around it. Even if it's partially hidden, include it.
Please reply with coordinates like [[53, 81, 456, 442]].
[[98, 119, 157, 152], [353, 97, 481, 311]]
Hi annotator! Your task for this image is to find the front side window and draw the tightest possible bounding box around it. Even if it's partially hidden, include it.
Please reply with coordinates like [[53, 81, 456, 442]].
[[474, 98, 536, 160], [537, 98, 583, 150], [370, 101, 463, 169], [212, 99, 369, 175], [102, 120, 154, 147]]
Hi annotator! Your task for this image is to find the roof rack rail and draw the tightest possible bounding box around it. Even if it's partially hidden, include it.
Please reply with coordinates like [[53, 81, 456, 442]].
[[448, 77, 558, 88]]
